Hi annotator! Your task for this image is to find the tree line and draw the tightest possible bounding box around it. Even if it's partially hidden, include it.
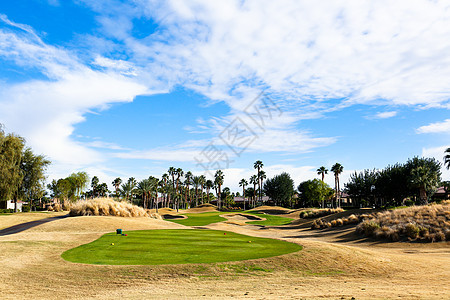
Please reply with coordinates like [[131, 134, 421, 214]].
[[0, 125, 50, 212], [345, 157, 443, 207]]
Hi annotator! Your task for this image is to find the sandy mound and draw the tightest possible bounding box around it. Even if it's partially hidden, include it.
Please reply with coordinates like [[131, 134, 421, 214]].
[[222, 213, 265, 226], [69, 198, 160, 219], [147, 207, 177, 214], [248, 206, 292, 215], [184, 203, 219, 213]]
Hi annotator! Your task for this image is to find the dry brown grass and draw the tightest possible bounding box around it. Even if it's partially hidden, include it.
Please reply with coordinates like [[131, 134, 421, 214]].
[[356, 203, 450, 242], [69, 198, 161, 219], [300, 208, 344, 219]]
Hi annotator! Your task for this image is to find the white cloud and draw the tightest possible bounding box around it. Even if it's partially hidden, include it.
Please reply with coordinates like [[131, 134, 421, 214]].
[[371, 111, 397, 119], [0, 15, 150, 178], [417, 119, 450, 134]]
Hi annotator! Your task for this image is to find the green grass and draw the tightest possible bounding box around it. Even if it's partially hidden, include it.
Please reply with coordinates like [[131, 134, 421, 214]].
[[167, 211, 293, 226], [168, 212, 226, 226], [244, 212, 293, 226], [61, 229, 302, 265]]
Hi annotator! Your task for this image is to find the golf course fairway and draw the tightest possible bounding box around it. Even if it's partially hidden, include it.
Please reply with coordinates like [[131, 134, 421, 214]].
[[62, 229, 302, 265]]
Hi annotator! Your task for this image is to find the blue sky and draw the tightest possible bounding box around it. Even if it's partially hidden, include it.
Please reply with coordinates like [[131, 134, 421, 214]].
[[0, 0, 449, 192]]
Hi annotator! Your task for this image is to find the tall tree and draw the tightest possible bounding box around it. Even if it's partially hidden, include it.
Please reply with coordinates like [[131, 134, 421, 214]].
[[168, 167, 176, 207], [91, 176, 99, 198], [249, 175, 258, 208], [254, 160, 264, 202], [20, 148, 51, 210], [192, 176, 201, 207], [317, 166, 328, 182], [199, 175, 206, 204], [112, 177, 122, 198], [239, 178, 248, 210], [0, 129, 25, 211], [175, 168, 184, 211], [445, 148, 450, 169], [184, 171, 192, 206], [214, 170, 224, 210], [331, 163, 344, 208], [263, 172, 294, 207], [205, 179, 213, 203], [138, 179, 152, 209]]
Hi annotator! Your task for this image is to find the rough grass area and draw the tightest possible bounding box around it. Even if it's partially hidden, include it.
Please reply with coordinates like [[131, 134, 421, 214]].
[[356, 203, 450, 242], [300, 208, 344, 219], [61, 229, 302, 265], [168, 212, 226, 226], [244, 212, 293, 226], [69, 198, 160, 218]]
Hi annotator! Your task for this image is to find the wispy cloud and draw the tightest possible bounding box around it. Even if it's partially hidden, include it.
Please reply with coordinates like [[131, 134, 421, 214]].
[[416, 119, 450, 134], [371, 111, 398, 119]]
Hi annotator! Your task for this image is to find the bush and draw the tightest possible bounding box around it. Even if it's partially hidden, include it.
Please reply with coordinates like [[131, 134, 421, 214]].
[[355, 203, 450, 242], [300, 208, 344, 219], [0, 208, 14, 213], [21, 205, 30, 212]]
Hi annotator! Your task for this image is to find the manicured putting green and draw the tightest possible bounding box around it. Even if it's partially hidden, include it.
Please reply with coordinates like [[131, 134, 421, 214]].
[[167, 211, 293, 226], [62, 229, 302, 265], [168, 212, 226, 226]]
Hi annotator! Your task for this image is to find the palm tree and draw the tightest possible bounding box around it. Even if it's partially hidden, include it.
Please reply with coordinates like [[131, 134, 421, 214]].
[[168, 167, 176, 208], [162, 173, 169, 207], [175, 168, 184, 211], [239, 178, 248, 210], [249, 175, 258, 208], [331, 163, 344, 208], [445, 148, 450, 169], [214, 170, 224, 210], [317, 166, 328, 182], [259, 170, 266, 204], [184, 171, 192, 206], [192, 176, 201, 207], [148, 176, 159, 211], [254, 160, 264, 202], [112, 177, 122, 198], [317, 166, 328, 208], [137, 179, 152, 209], [205, 179, 213, 203], [200, 175, 206, 204]]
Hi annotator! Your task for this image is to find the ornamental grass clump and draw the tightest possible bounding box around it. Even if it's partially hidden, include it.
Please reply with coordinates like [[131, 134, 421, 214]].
[[311, 214, 368, 229], [300, 208, 344, 219], [355, 203, 450, 242], [69, 198, 160, 218]]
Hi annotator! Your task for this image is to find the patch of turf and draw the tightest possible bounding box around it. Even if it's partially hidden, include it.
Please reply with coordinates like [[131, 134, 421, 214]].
[[168, 212, 226, 226], [61, 229, 302, 265], [244, 212, 293, 226]]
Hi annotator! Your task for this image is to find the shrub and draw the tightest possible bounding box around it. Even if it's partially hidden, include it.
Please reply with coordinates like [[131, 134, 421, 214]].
[[0, 208, 14, 213], [300, 208, 344, 219], [355, 203, 450, 242], [405, 223, 420, 239], [21, 205, 30, 212]]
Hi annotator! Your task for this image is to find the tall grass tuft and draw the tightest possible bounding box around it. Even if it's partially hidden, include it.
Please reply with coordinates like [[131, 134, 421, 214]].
[[69, 198, 160, 218], [300, 208, 344, 219], [356, 203, 450, 242]]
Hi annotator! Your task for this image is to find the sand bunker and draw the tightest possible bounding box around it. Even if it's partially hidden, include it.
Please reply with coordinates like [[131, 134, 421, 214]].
[[222, 213, 265, 225]]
